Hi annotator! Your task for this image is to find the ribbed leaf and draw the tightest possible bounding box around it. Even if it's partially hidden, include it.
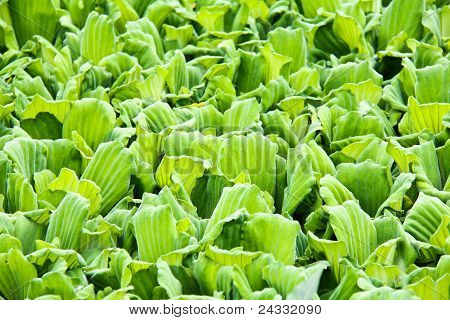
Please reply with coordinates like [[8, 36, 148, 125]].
[[308, 231, 348, 281], [166, 50, 189, 95], [242, 213, 300, 265], [319, 174, 356, 206], [262, 260, 328, 299], [155, 155, 208, 196], [223, 98, 259, 133], [81, 141, 136, 214], [218, 133, 278, 195], [407, 97, 450, 134], [44, 168, 102, 217], [45, 192, 89, 250], [0, 249, 37, 299], [63, 99, 116, 151], [81, 12, 116, 64], [10, 0, 58, 47], [204, 184, 273, 238], [336, 160, 392, 216], [4, 138, 47, 182], [282, 149, 316, 215], [20, 95, 70, 123], [268, 27, 307, 72], [328, 201, 377, 265], [6, 173, 38, 213], [135, 101, 179, 133], [379, 0, 424, 50], [403, 193, 449, 243], [324, 61, 382, 93], [301, 0, 342, 18], [132, 205, 191, 263]]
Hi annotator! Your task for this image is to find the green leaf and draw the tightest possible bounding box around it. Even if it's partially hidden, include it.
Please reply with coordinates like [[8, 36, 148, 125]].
[[333, 112, 385, 141], [328, 201, 377, 265], [109, 0, 139, 32], [261, 110, 299, 147], [63, 99, 116, 151], [223, 98, 259, 133], [218, 133, 278, 195], [236, 50, 265, 93], [132, 204, 192, 263], [260, 43, 291, 84], [335, 160, 392, 216], [301, 0, 342, 18], [6, 173, 38, 213], [268, 28, 307, 73], [242, 213, 300, 265], [203, 184, 273, 238], [262, 260, 328, 299], [193, 245, 260, 296], [319, 174, 356, 206], [308, 231, 348, 281], [303, 140, 336, 178], [4, 138, 47, 182], [329, 80, 382, 105], [166, 51, 189, 95], [430, 215, 450, 249], [403, 193, 449, 243], [196, 5, 228, 32], [45, 192, 90, 250], [282, 149, 316, 215], [81, 12, 116, 64], [43, 168, 102, 217], [406, 97, 450, 134], [81, 141, 136, 214], [376, 173, 416, 216], [0, 234, 21, 253], [289, 67, 321, 93], [333, 11, 369, 54], [350, 287, 418, 300], [42, 139, 82, 176], [324, 61, 382, 93], [11, 210, 49, 255], [20, 95, 71, 123], [408, 274, 450, 300], [156, 156, 208, 196], [163, 24, 195, 51], [286, 261, 328, 300], [10, 0, 59, 47], [379, 0, 424, 50], [415, 62, 449, 104], [411, 139, 442, 191], [157, 260, 182, 298], [135, 101, 179, 133], [0, 249, 37, 299], [0, 1, 18, 50]]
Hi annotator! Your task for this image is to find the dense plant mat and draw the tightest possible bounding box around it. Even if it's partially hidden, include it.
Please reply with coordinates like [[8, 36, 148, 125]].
[[0, 0, 449, 300]]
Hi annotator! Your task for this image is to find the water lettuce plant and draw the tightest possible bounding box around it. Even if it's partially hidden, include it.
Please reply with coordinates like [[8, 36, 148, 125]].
[[0, 0, 449, 300]]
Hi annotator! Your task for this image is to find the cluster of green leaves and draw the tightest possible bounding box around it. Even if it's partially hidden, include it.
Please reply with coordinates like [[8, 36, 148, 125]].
[[0, 0, 449, 300]]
